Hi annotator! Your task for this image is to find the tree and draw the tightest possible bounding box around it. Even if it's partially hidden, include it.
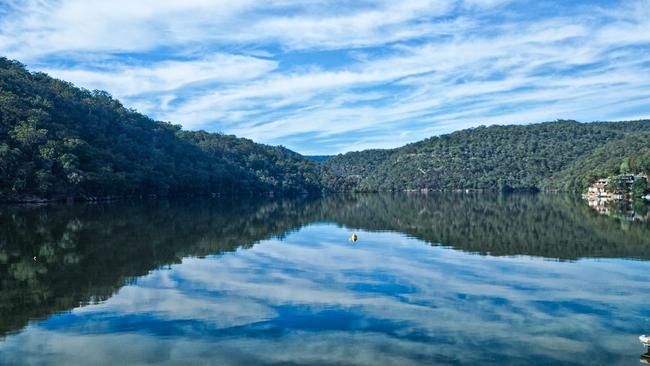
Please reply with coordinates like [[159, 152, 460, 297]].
[[620, 159, 631, 174], [631, 178, 648, 198]]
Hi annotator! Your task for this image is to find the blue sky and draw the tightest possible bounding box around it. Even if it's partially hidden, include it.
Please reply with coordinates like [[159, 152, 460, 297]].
[[1, 0, 649, 154]]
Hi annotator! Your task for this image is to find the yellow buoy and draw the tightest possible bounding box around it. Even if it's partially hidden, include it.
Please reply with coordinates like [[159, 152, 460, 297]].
[[349, 233, 358, 242]]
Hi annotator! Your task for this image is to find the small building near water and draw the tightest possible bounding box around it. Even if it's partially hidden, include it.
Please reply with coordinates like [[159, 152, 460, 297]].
[[587, 178, 610, 199], [584, 174, 647, 203]]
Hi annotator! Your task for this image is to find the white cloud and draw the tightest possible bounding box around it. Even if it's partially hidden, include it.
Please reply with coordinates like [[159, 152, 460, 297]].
[[156, 9, 650, 152], [0, 0, 462, 60], [42, 54, 278, 99], [0, 0, 259, 60], [1, 0, 649, 153]]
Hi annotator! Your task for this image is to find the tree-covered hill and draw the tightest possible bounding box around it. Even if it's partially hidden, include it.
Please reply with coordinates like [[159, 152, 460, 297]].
[[321, 148, 395, 191], [2, 55, 649, 200], [324, 120, 650, 192], [0, 58, 321, 201], [543, 134, 650, 191]]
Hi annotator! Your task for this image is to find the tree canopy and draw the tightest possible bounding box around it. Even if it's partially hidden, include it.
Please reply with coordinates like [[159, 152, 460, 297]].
[[2, 56, 649, 200], [0, 58, 321, 201], [324, 121, 650, 192]]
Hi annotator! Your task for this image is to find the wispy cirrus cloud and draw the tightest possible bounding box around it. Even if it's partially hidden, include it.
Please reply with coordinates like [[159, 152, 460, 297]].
[[1, 0, 649, 154]]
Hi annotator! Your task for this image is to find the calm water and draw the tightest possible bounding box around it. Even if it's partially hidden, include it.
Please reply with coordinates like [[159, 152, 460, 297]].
[[1, 194, 649, 365]]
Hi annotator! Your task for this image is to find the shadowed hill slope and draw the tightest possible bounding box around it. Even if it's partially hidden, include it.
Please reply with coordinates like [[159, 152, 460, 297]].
[[0, 58, 321, 201]]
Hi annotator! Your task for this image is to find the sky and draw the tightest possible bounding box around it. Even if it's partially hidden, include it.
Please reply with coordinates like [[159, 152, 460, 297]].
[[1, 0, 650, 154]]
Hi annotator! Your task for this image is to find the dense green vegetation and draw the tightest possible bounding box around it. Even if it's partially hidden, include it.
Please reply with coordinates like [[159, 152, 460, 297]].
[[2, 56, 649, 200], [0, 58, 321, 201], [324, 121, 650, 192], [544, 134, 650, 192]]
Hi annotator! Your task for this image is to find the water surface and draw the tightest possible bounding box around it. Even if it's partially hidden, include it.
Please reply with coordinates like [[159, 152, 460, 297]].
[[1, 194, 649, 365]]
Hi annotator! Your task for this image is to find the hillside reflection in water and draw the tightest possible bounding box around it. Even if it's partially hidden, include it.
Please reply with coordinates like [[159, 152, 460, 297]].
[[1, 193, 649, 365]]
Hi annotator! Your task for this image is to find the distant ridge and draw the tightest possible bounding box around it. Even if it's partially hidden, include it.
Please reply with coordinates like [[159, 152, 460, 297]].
[[322, 120, 650, 192], [304, 155, 333, 163]]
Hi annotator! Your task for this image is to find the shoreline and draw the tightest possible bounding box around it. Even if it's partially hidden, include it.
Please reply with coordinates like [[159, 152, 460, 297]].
[[0, 189, 577, 205]]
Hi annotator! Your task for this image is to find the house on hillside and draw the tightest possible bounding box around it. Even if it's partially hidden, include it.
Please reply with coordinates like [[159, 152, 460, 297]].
[[585, 173, 650, 221], [618, 174, 637, 185], [585, 174, 648, 202], [587, 178, 609, 200]]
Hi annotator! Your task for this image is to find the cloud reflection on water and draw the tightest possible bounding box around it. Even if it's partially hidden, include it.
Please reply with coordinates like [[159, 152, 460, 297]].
[[1, 224, 649, 365]]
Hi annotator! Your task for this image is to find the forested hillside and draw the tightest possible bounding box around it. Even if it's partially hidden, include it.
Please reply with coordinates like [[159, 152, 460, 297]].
[[0, 58, 321, 201], [2, 56, 649, 201], [324, 121, 650, 192], [544, 134, 650, 191]]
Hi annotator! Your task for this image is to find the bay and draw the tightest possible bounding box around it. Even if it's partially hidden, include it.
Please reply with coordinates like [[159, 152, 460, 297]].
[[1, 193, 649, 365]]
